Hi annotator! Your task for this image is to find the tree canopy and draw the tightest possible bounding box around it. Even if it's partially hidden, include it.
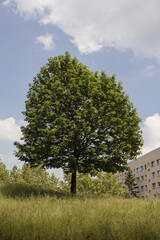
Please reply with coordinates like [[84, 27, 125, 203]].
[[14, 52, 143, 194]]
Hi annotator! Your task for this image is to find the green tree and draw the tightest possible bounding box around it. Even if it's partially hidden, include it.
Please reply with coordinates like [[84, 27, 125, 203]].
[[0, 159, 10, 183], [14, 52, 143, 195], [10, 165, 24, 183], [21, 163, 59, 190], [63, 172, 127, 196], [125, 168, 139, 197]]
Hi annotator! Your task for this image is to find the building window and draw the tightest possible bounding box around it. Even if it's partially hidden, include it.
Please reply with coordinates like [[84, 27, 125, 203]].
[[148, 169, 150, 172], [141, 176, 144, 181], [144, 175, 147, 180], [144, 164, 147, 170], [157, 159, 160, 165], [157, 170, 160, 177], [140, 166, 143, 172], [148, 179, 150, 182], [136, 168, 139, 173], [152, 172, 155, 178], [158, 182, 160, 188], [151, 161, 155, 167], [136, 177, 139, 183], [141, 186, 144, 192], [148, 163, 150, 167], [152, 183, 156, 189], [145, 185, 147, 190], [133, 168, 135, 172]]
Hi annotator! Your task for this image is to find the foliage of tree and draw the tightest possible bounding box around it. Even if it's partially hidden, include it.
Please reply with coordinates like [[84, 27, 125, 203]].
[[22, 164, 50, 188], [9, 164, 59, 190], [0, 159, 10, 183], [63, 172, 127, 196], [125, 168, 139, 197], [0, 161, 128, 197], [10, 165, 24, 183], [14, 52, 143, 194]]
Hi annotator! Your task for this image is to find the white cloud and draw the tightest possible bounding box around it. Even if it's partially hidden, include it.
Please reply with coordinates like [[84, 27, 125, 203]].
[[143, 65, 154, 78], [36, 33, 55, 51], [0, 117, 22, 142], [2, 0, 51, 18], [3, 0, 160, 58], [142, 113, 160, 155], [2, 0, 11, 6]]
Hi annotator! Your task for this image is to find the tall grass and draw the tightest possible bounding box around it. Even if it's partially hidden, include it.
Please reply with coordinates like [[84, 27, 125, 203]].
[[0, 182, 69, 199], [0, 185, 160, 240]]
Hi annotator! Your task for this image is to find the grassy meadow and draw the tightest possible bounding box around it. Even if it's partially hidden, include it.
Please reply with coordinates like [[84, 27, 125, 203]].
[[0, 162, 160, 240], [0, 184, 160, 240]]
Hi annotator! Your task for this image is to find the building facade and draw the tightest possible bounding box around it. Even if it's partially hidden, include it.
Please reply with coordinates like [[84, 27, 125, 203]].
[[117, 147, 160, 198]]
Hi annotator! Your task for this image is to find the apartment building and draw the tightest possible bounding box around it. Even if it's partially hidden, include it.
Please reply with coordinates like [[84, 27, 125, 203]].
[[117, 147, 160, 198]]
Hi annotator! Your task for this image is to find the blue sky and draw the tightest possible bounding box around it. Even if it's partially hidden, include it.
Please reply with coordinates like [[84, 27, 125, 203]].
[[1, 0, 160, 178]]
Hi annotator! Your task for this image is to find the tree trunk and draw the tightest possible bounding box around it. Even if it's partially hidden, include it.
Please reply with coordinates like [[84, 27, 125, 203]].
[[71, 170, 77, 195]]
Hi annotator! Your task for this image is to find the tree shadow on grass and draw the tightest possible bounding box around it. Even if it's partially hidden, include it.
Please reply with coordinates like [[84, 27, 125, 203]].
[[0, 183, 70, 199]]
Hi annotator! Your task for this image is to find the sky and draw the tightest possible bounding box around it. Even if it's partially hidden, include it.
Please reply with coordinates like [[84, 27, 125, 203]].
[[1, 0, 160, 179]]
